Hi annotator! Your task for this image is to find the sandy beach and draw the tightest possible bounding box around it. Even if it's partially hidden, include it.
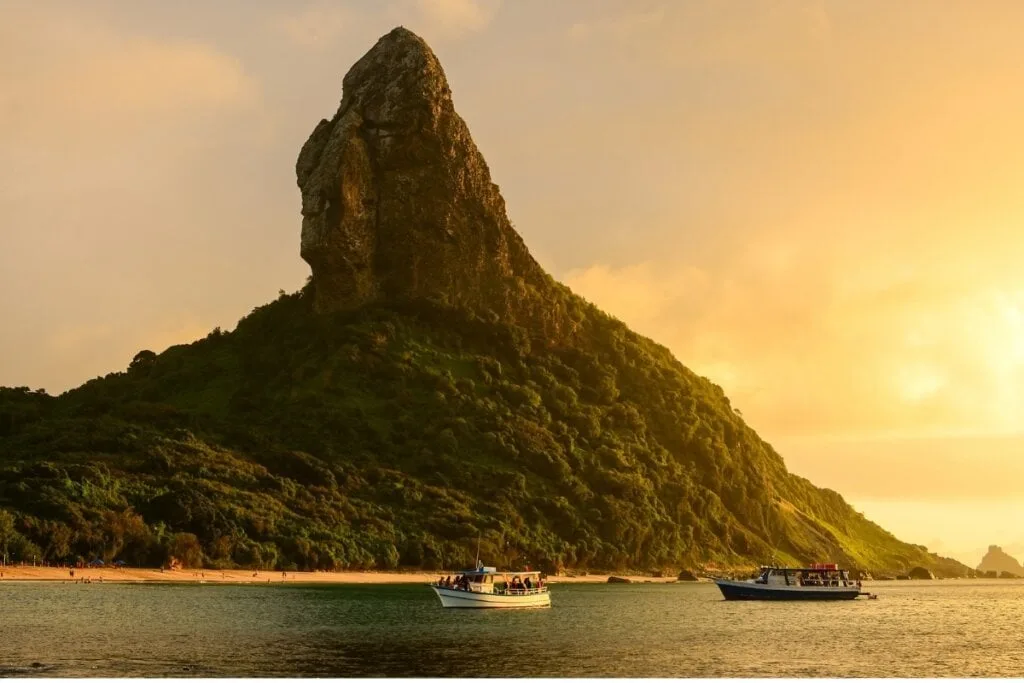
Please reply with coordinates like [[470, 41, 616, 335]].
[[0, 566, 685, 585]]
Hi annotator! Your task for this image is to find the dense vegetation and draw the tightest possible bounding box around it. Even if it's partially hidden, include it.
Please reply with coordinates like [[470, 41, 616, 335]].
[[0, 281, 968, 576]]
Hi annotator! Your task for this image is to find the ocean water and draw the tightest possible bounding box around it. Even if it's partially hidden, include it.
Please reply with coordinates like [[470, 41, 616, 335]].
[[1, 579, 1022, 677]]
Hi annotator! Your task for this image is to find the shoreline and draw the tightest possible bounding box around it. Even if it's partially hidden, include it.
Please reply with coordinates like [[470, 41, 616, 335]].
[[0, 566, 686, 585]]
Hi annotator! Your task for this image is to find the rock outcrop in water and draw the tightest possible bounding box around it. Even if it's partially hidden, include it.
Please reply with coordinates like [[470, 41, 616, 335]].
[[976, 545, 1023, 577], [296, 27, 570, 341]]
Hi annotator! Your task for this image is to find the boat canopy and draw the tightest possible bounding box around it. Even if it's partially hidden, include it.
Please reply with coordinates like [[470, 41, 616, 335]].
[[759, 565, 849, 574], [456, 567, 542, 577]]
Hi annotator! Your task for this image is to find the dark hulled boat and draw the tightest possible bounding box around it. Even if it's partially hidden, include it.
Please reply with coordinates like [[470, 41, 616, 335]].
[[714, 564, 864, 600]]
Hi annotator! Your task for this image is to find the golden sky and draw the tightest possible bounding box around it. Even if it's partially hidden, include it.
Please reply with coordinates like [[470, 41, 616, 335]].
[[2, 0, 1022, 566]]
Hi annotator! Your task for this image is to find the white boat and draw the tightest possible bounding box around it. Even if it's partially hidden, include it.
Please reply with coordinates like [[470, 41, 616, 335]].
[[430, 566, 551, 609]]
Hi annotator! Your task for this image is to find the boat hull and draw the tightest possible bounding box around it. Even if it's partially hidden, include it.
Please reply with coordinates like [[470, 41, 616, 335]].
[[431, 586, 551, 609], [715, 579, 861, 601]]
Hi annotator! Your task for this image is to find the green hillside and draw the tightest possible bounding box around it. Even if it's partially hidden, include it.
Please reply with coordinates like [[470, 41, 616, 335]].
[[0, 281, 967, 577]]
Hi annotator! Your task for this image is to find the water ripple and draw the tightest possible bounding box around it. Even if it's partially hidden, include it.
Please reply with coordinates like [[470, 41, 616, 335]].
[[0, 579, 1022, 676]]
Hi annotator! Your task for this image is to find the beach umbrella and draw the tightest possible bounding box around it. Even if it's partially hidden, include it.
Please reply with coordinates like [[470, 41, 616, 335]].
[[113, 560, 127, 566], [88, 558, 104, 567]]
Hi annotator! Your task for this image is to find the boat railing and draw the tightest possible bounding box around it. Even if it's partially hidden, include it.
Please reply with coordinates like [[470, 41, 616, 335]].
[[432, 582, 548, 595], [798, 581, 856, 588], [494, 586, 548, 596]]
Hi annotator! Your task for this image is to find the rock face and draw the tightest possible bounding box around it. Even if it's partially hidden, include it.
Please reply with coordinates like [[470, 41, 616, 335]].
[[907, 566, 934, 580], [977, 545, 1023, 576], [297, 27, 569, 340]]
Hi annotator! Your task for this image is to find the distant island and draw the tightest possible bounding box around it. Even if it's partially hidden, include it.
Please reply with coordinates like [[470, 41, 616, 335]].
[[0, 28, 969, 579], [977, 545, 1022, 578]]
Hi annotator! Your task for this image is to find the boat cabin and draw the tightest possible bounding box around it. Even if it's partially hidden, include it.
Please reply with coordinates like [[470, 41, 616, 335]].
[[442, 567, 545, 594], [755, 564, 856, 588]]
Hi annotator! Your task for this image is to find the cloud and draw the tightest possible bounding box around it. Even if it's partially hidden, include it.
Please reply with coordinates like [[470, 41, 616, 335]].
[[45, 318, 213, 363], [849, 499, 1024, 566], [265, 0, 497, 55], [268, 3, 352, 50], [780, 433, 1024, 501], [564, 251, 1024, 441], [568, 6, 666, 42], [567, 0, 831, 66], [552, 2, 1024, 446], [387, 0, 500, 40], [0, 3, 281, 396], [1, 6, 259, 148], [14, 317, 214, 395]]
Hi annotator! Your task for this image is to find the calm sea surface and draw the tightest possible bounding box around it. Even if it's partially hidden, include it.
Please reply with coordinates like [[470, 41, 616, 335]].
[[1, 579, 1023, 677]]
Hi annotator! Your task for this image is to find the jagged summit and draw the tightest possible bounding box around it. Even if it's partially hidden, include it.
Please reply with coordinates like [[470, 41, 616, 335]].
[[296, 27, 568, 339], [977, 545, 1023, 576]]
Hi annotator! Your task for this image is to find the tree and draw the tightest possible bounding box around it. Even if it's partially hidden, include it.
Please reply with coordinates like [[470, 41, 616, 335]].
[[169, 532, 204, 568], [0, 509, 15, 565], [128, 350, 157, 373]]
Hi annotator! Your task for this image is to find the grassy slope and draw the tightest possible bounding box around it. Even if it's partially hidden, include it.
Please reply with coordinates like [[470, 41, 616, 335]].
[[0, 284, 968, 576]]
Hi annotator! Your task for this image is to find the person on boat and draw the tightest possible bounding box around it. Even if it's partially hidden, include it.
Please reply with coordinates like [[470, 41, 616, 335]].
[[524, 576, 533, 590], [444, 575, 452, 587]]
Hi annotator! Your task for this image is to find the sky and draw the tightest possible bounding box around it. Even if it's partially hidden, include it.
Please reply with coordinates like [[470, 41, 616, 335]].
[[2, 0, 1022, 566]]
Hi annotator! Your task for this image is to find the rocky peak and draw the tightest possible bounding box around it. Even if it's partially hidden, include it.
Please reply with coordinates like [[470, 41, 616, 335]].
[[976, 545, 1023, 575], [296, 27, 569, 340]]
